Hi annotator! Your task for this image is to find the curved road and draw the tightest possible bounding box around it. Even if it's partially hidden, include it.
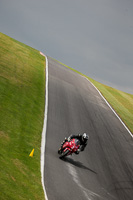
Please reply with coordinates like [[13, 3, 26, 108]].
[[44, 57, 133, 200]]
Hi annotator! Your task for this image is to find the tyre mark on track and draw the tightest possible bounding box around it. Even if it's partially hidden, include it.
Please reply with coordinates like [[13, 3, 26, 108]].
[[67, 162, 104, 200]]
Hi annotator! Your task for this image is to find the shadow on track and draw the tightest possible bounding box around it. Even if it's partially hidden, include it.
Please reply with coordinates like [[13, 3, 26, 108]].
[[62, 157, 97, 174]]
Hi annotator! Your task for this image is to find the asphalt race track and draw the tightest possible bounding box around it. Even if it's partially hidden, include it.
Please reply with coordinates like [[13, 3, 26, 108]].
[[44, 57, 133, 200]]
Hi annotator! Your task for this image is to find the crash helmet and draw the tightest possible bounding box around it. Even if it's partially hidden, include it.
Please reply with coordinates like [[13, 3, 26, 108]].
[[82, 133, 89, 141]]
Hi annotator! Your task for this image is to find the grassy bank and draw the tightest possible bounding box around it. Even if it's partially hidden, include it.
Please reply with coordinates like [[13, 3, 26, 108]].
[[57, 60, 133, 134], [0, 33, 45, 199]]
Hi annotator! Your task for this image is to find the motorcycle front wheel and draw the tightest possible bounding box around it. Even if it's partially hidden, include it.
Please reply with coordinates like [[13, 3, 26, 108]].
[[59, 149, 70, 159]]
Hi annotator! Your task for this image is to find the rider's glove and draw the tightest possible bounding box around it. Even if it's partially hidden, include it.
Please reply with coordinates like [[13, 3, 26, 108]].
[[68, 137, 71, 142]]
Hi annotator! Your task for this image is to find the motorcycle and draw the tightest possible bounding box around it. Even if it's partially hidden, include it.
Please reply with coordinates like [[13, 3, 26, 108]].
[[58, 138, 80, 159]]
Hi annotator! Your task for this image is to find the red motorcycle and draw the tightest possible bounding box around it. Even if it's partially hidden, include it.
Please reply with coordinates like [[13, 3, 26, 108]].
[[58, 138, 80, 159]]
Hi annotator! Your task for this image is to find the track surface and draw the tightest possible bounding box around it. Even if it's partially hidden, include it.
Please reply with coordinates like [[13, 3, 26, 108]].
[[44, 57, 133, 200]]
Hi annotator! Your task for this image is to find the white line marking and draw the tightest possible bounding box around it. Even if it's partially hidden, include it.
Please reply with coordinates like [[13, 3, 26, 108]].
[[83, 76, 133, 138], [40, 52, 49, 200]]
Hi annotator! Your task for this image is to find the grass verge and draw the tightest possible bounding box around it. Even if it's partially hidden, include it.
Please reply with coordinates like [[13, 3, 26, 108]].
[[56, 60, 133, 134], [0, 32, 45, 200]]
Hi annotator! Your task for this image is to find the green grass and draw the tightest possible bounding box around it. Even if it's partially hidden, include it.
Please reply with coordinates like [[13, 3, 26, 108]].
[[56, 60, 133, 134], [0, 32, 45, 199]]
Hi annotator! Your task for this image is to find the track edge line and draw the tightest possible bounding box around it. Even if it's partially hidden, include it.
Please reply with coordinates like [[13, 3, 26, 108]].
[[40, 53, 49, 200]]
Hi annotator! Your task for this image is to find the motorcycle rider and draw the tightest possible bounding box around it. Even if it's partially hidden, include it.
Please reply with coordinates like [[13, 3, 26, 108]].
[[58, 133, 89, 154]]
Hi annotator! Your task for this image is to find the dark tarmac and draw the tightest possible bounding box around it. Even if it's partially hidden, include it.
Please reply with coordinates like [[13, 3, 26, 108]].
[[44, 57, 133, 200]]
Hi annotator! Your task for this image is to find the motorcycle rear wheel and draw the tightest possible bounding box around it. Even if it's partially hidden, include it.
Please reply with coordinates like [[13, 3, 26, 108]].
[[59, 149, 70, 159]]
